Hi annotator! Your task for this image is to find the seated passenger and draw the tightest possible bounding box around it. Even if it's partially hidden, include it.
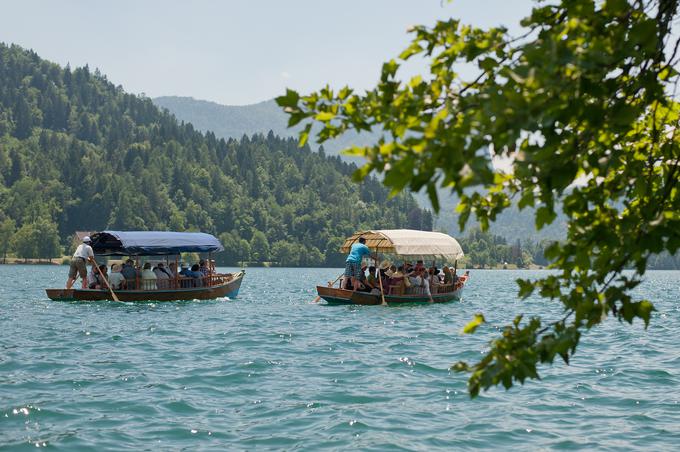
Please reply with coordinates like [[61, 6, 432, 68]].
[[378, 261, 391, 289], [356, 265, 370, 292], [366, 266, 378, 291], [442, 266, 454, 285], [179, 263, 193, 287], [190, 264, 204, 287], [121, 259, 138, 289], [408, 268, 426, 294], [199, 259, 210, 277], [88, 264, 108, 289], [429, 267, 441, 294], [168, 262, 178, 278], [422, 269, 434, 302], [387, 266, 410, 295], [141, 262, 157, 290], [87, 264, 98, 289], [109, 264, 126, 290], [154, 263, 171, 289]]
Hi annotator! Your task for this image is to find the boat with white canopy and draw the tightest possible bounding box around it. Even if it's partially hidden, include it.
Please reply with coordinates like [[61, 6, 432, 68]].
[[46, 230, 244, 302], [316, 229, 468, 305]]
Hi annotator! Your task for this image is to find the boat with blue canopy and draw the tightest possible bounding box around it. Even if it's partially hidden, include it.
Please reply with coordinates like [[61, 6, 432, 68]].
[[46, 230, 244, 302]]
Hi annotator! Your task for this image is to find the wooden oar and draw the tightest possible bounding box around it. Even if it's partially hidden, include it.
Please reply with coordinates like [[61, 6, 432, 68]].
[[378, 269, 387, 306], [372, 251, 387, 305], [312, 273, 343, 303], [94, 264, 120, 302]]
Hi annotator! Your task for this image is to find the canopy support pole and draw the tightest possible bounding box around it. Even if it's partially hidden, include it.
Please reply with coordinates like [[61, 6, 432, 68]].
[[208, 252, 213, 286], [175, 255, 179, 289], [375, 248, 387, 306]]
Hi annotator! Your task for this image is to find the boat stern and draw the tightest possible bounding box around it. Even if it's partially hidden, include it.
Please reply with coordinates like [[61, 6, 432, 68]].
[[45, 289, 76, 301]]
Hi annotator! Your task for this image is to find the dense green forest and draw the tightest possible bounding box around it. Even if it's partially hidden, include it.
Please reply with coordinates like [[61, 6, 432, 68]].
[[155, 96, 570, 243], [0, 43, 431, 266], [457, 228, 553, 269], [457, 224, 680, 270]]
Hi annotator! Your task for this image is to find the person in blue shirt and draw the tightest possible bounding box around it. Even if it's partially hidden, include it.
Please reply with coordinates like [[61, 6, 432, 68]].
[[179, 263, 202, 287], [345, 237, 374, 291]]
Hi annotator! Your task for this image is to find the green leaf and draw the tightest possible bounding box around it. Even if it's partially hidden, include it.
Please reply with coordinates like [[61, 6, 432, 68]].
[[636, 300, 655, 328], [298, 123, 312, 147], [517, 279, 534, 298], [275, 89, 300, 108], [535, 206, 557, 230], [463, 313, 486, 334], [287, 112, 307, 128], [604, 0, 629, 15], [451, 361, 469, 372], [427, 183, 440, 212], [315, 112, 335, 122], [479, 57, 498, 71], [381, 59, 399, 82]]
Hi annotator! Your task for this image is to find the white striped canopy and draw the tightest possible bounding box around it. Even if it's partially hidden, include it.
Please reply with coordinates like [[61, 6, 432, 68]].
[[340, 229, 464, 260]]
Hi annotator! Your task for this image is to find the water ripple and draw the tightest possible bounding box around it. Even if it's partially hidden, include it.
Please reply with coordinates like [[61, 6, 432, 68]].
[[1, 266, 680, 449]]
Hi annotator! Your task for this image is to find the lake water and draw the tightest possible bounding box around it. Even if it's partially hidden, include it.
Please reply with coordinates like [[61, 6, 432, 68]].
[[1, 266, 679, 450]]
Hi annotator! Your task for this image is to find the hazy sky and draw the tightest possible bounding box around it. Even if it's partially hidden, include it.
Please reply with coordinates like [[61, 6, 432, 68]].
[[1, 1, 533, 105]]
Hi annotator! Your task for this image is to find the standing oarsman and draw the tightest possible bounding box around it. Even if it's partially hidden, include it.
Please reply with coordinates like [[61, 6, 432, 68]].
[[66, 236, 96, 289], [344, 237, 375, 291]]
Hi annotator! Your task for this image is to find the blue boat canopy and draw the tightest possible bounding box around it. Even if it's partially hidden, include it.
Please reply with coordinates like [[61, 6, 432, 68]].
[[89, 231, 224, 256]]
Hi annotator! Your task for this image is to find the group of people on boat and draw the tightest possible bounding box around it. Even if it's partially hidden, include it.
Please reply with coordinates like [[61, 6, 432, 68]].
[[342, 236, 468, 302], [67, 236, 213, 291]]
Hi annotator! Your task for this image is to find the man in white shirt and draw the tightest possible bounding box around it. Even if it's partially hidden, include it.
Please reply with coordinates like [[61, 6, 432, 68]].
[[67, 236, 96, 289]]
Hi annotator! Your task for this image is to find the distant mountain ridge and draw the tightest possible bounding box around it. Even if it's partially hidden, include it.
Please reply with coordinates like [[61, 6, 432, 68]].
[[153, 96, 376, 159]]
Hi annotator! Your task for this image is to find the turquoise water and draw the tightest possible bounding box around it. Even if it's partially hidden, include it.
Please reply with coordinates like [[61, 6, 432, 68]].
[[1, 266, 679, 450]]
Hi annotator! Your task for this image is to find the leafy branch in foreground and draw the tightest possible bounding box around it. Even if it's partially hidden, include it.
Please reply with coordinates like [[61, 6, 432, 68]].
[[278, 0, 680, 396]]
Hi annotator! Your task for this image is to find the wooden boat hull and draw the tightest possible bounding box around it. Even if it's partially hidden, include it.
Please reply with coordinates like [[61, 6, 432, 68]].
[[46, 271, 244, 302], [316, 284, 464, 305]]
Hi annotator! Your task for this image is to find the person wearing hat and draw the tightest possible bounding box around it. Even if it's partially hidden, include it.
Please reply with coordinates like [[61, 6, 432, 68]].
[[66, 236, 95, 289], [378, 261, 391, 288]]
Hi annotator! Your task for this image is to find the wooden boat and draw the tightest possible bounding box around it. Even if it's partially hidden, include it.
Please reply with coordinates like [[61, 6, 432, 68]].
[[46, 230, 245, 302], [316, 229, 469, 306], [46, 271, 244, 302]]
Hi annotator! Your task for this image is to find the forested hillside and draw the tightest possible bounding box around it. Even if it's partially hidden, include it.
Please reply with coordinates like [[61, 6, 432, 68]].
[[155, 96, 569, 242], [0, 43, 431, 266]]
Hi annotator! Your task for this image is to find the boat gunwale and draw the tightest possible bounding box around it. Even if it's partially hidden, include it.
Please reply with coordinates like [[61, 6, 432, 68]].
[[46, 271, 244, 301], [316, 285, 463, 305]]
